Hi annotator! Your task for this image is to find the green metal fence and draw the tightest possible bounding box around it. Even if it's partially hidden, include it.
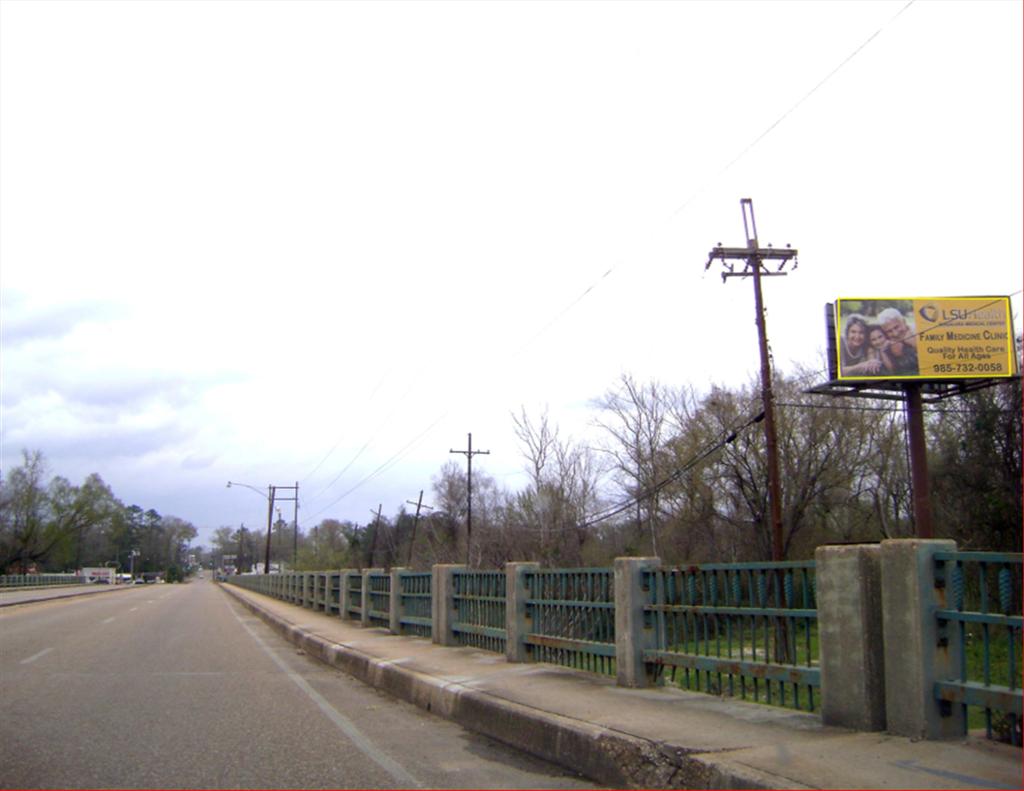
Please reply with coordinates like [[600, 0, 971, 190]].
[[345, 572, 363, 620], [524, 568, 615, 675], [452, 570, 506, 653], [934, 551, 1022, 746], [398, 571, 432, 638], [0, 574, 82, 588], [643, 561, 820, 711], [326, 572, 342, 616], [367, 572, 391, 628]]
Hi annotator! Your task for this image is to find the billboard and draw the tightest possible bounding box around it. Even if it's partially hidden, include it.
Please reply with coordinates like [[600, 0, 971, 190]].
[[832, 297, 1018, 381]]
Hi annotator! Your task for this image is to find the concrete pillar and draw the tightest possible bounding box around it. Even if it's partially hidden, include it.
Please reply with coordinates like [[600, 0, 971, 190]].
[[614, 557, 660, 688], [880, 538, 963, 739], [389, 568, 407, 635], [339, 570, 352, 621], [432, 564, 466, 646], [816, 543, 886, 731], [302, 573, 312, 608], [505, 562, 540, 662]]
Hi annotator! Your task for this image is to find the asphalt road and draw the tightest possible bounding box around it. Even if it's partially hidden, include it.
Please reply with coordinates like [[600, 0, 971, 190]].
[[0, 577, 598, 789]]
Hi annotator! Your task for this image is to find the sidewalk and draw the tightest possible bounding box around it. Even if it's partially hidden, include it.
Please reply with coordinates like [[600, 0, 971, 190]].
[[221, 583, 1022, 790]]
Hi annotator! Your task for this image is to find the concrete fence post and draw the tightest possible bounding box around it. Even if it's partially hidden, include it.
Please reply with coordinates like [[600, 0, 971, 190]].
[[361, 569, 382, 627], [816, 543, 886, 731], [339, 570, 352, 620], [880, 538, 963, 739], [614, 556, 660, 688], [506, 562, 540, 663], [432, 564, 466, 646], [389, 568, 407, 635], [302, 572, 312, 608]]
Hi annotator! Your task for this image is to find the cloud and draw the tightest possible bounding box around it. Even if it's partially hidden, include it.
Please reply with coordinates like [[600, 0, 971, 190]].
[[0, 294, 128, 348]]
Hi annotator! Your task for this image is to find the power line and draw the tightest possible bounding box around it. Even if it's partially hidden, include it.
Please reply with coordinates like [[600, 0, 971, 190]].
[[285, 1, 929, 525], [671, 0, 918, 218]]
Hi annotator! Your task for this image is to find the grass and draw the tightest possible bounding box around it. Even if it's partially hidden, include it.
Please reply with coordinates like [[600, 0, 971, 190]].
[[962, 623, 1021, 742]]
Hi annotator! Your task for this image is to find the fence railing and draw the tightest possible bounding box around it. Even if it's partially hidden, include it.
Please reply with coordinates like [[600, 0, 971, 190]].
[[524, 568, 615, 676], [398, 571, 432, 638], [367, 572, 391, 629], [222, 539, 1023, 746], [933, 551, 1022, 746], [452, 570, 506, 653], [345, 572, 363, 620], [644, 561, 820, 711], [0, 574, 82, 588]]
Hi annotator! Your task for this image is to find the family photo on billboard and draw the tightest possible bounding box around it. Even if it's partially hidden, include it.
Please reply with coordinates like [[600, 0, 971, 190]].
[[837, 299, 920, 378]]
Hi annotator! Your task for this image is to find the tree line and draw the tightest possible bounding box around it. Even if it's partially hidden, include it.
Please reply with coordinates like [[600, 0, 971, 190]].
[[5, 364, 1018, 575], [0, 450, 197, 577], [226, 365, 1020, 571]]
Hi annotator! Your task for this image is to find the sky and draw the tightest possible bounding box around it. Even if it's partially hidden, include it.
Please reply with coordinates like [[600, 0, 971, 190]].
[[2, 0, 1021, 550]]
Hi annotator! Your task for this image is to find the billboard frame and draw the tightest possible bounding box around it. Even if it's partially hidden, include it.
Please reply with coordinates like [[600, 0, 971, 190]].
[[817, 297, 1020, 401]]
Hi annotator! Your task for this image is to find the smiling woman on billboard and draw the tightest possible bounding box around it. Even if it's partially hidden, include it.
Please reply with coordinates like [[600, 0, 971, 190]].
[[834, 297, 1017, 381]]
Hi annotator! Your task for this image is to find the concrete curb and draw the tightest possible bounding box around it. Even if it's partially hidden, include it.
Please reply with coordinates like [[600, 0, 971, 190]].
[[221, 583, 802, 789]]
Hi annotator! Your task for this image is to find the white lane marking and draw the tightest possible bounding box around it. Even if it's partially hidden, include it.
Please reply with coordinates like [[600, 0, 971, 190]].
[[102, 617, 115, 624], [20, 647, 53, 665], [229, 607, 421, 788], [129, 607, 139, 612]]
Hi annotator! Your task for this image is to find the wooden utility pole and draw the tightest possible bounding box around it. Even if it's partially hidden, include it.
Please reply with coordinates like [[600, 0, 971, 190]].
[[367, 504, 383, 568], [405, 491, 434, 567], [706, 199, 797, 562], [264, 483, 298, 573], [450, 433, 490, 566]]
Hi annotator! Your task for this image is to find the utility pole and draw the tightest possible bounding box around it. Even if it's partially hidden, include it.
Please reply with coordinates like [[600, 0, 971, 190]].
[[706, 198, 797, 562], [237, 524, 246, 573], [263, 483, 298, 574], [450, 433, 490, 566], [405, 491, 435, 567], [265, 486, 276, 574], [367, 504, 383, 568]]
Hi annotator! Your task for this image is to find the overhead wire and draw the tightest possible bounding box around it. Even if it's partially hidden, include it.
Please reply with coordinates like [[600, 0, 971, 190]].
[[291, 0, 937, 526]]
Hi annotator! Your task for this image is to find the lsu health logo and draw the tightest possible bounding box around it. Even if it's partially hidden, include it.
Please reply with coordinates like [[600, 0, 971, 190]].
[[918, 304, 938, 323]]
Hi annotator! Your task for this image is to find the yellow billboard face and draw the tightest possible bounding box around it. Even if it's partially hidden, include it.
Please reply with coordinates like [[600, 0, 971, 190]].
[[835, 297, 1018, 380]]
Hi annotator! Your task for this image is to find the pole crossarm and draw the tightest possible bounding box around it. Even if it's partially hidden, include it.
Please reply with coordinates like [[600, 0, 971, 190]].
[[450, 433, 490, 567]]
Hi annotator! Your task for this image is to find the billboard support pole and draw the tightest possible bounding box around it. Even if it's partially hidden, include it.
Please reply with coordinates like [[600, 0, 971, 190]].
[[904, 384, 934, 539]]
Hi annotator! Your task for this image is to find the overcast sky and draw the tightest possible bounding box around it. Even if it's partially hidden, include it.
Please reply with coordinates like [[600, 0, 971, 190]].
[[2, 0, 1021, 549]]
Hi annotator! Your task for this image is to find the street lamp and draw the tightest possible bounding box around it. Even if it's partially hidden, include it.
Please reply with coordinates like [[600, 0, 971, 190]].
[[226, 480, 299, 574], [227, 481, 273, 575]]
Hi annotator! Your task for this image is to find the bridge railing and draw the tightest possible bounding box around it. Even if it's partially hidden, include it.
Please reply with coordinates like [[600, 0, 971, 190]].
[[397, 571, 432, 638], [643, 561, 820, 711], [451, 569, 506, 653], [366, 571, 391, 629], [0, 574, 82, 588], [224, 539, 1023, 746], [523, 567, 615, 676], [933, 550, 1022, 746]]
